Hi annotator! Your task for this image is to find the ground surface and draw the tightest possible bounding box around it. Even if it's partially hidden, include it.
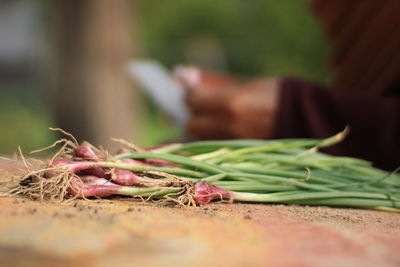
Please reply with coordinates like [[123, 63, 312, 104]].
[[0, 160, 400, 267]]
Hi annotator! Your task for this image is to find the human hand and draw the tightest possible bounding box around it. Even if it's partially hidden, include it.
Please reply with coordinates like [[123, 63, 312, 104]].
[[174, 66, 279, 140]]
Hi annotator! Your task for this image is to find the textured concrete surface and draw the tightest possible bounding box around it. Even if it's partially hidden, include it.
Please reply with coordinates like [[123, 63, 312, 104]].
[[0, 160, 400, 267]]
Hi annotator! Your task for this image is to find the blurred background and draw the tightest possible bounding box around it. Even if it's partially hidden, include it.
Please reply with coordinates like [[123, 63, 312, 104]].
[[0, 0, 330, 154]]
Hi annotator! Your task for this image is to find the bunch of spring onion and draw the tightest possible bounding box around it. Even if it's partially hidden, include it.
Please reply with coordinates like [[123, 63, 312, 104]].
[[14, 129, 400, 212]]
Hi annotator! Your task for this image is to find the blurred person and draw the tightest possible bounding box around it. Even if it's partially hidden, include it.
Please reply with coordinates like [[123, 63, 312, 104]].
[[174, 0, 400, 171]]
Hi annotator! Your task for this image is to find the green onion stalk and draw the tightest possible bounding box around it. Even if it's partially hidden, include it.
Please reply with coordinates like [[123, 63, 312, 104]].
[[16, 128, 400, 212]]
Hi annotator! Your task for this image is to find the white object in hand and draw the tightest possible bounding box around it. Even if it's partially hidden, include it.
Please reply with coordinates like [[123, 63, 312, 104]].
[[126, 60, 189, 127]]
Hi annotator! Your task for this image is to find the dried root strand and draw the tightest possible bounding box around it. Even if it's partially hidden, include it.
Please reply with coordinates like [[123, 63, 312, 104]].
[[150, 183, 196, 207], [7, 166, 78, 202], [28, 127, 82, 161], [111, 138, 143, 152], [176, 184, 197, 206], [145, 171, 192, 187], [2, 144, 77, 201], [135, 171, 196, 206], [49, 127, 79, 147], [79, 141, 111, 161]]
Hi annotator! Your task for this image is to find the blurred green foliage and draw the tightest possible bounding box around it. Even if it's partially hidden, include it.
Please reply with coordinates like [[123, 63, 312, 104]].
[[0, 0, 330, 152], [137, 0, 330, 81], [135, 96, 183, 147], [0, 85, 56, 154]]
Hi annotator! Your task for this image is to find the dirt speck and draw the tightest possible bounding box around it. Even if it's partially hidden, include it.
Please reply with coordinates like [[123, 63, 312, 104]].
[[27, 208, 37, 215], [64, 213, 75, 218]]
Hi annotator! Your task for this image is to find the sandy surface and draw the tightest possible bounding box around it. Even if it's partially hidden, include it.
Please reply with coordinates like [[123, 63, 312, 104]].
[[0, 160, 400, 267]]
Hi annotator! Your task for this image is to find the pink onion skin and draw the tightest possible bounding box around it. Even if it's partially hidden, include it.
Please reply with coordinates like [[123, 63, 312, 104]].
[[193, 181, 232, 205], [52, 160, 97, 173], [80, 167, 110, 179], [120, 158, 152, 167], [74, 146, 98, 160], [117, 150, 178, 167], [74, 146, 110, 178], [120, 158, 177, 167], [44, 159, 70, 178], [50, 159, 69, 166], [46, 159, 158, 186], [46, 160, 98, 178], [112, 169, 158, 186], [145, 159, 179, 167], [80, 176, 116, 186], [82, 143, 179, 167], [68, 177, 121, 198]]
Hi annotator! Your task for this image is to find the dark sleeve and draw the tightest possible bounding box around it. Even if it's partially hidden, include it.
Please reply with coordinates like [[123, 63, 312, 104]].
[[274, 78, 400, 170]]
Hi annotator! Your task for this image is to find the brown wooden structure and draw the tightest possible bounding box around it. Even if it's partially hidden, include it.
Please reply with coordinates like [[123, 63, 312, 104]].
[[51, 0, 139, 149]]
